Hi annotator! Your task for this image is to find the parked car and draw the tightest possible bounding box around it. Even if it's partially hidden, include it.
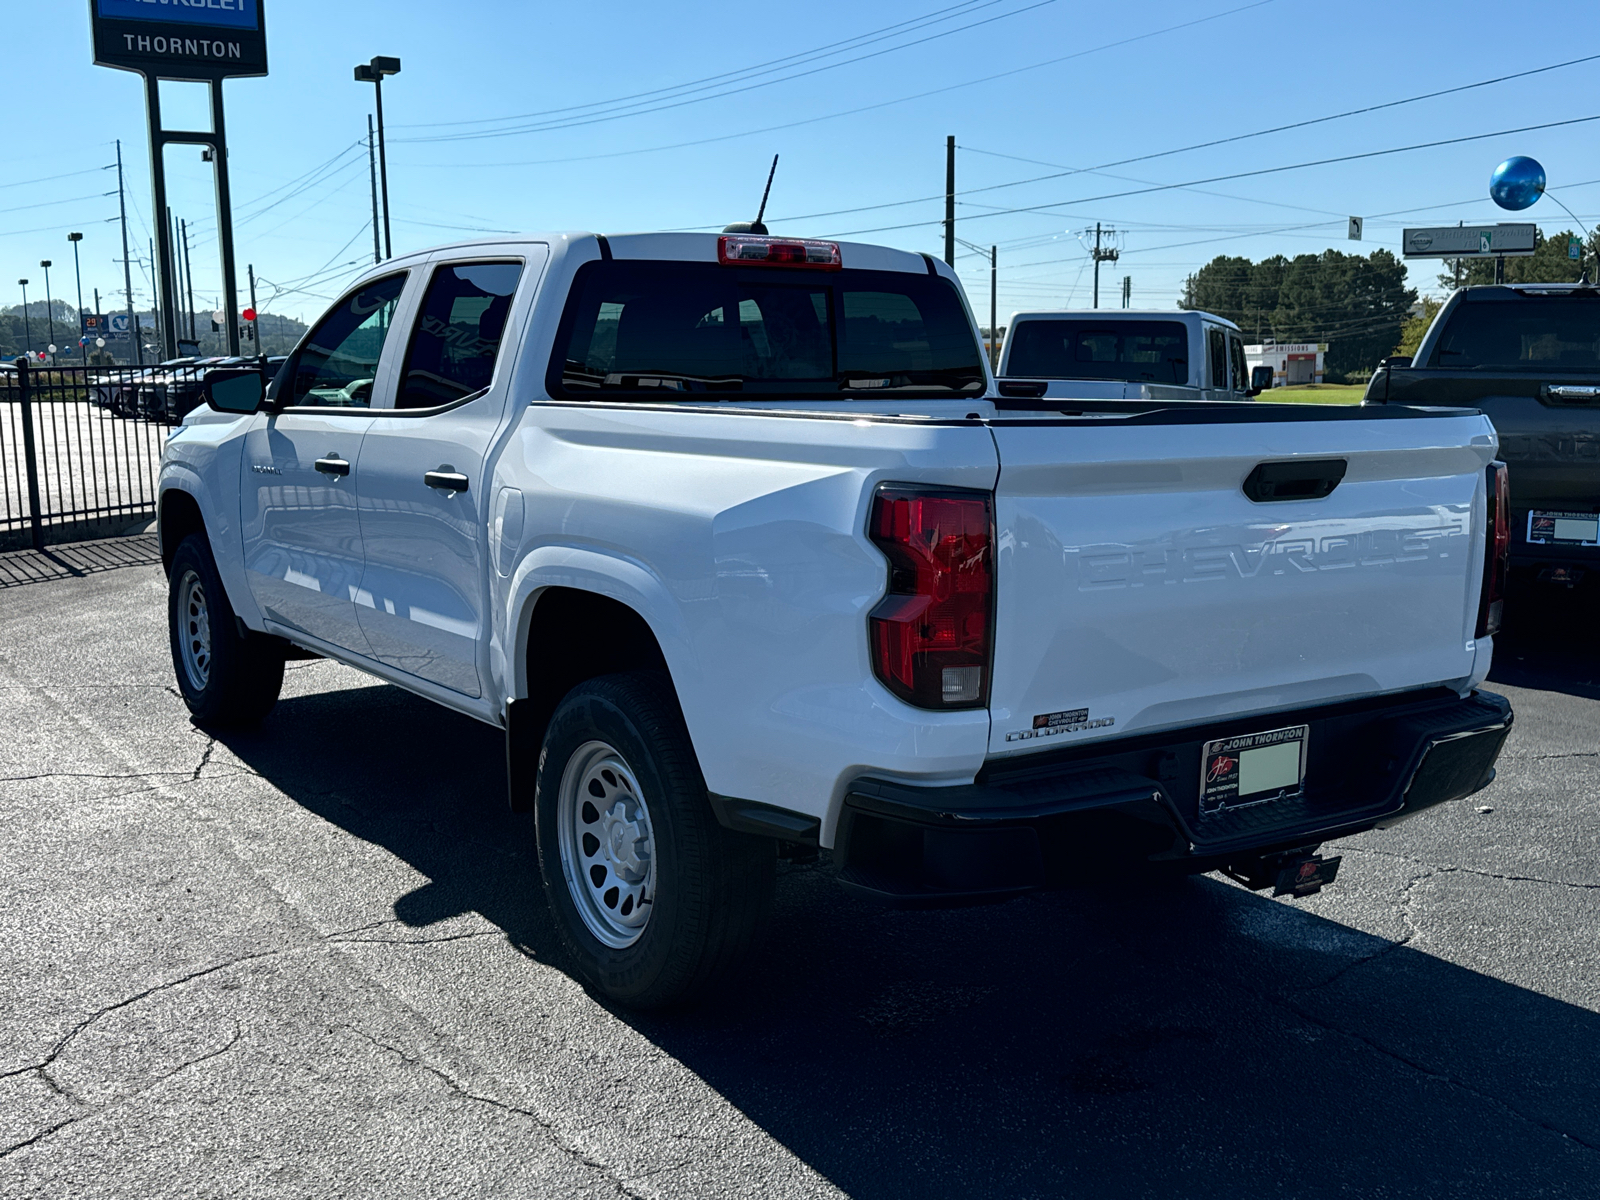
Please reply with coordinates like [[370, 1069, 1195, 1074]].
[[998, 309, 1258, 401], [117, 358, 195, 419], [1365, 283, 1600, 587], [158, 231, 1513, 1007]]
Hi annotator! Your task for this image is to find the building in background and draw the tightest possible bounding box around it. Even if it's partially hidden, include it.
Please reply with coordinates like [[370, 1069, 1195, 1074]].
[[1244, 341, 1326, 387]]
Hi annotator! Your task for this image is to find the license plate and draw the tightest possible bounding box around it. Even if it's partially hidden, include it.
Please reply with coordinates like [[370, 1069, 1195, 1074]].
[[1529, 509, 1600, 547], [1200, 724, 1308, 815]]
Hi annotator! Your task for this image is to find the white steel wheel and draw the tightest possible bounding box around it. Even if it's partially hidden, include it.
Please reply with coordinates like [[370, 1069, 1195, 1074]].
[[557, 740, 657, 949], [176, 569, 212, 691]]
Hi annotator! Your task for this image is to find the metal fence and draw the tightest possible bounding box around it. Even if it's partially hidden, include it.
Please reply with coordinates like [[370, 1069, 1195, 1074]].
[[0, 359, 203, 550]]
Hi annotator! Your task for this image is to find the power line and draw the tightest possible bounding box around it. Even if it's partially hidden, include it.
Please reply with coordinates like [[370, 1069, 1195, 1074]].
[[823, 113, 1600, 238], [397, 0, 1011, 131], [398, 0, 1062, 143], [399, 0, 1271, 167], [750, 50, 1600, 230]]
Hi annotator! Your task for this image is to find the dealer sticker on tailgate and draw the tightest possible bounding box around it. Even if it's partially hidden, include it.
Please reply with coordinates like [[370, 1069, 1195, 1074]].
[[1200, 724, 1309, 815]]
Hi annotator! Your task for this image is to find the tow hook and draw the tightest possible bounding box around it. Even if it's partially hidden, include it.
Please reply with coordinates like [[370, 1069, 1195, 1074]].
[[1223, 849, 1342, 899]]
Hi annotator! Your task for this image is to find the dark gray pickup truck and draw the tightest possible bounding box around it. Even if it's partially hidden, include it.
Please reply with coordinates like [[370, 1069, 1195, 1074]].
[[1365, 283, 1600, 585]]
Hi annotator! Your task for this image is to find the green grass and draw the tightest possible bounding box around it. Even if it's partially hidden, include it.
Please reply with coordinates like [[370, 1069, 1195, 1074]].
[[1268, 383, 1366, 405]]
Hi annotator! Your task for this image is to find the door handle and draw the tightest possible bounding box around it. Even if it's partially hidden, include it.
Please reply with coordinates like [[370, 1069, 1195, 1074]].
[[424, 470, 470, 493], [314, 456, 350, 477]]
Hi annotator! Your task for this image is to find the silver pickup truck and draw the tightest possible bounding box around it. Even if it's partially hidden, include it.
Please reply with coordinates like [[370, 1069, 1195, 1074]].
[[999, 309, 1257, 401]]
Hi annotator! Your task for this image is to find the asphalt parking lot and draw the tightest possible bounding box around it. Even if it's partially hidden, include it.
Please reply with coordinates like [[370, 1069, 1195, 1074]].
[[1, 544, 1596, 1199]]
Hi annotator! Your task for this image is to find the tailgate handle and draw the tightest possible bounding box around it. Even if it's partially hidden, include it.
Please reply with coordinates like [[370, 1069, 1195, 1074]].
[[1242, 458, 1347, 503]]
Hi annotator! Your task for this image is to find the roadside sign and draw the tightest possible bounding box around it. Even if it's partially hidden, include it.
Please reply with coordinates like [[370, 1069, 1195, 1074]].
[[1570, 237, 1583, 261], [108, 313, 131, 335], [1347, 217, 1362, 241], [90, 0, 268, 80], [1402, 223, 1537, 258]]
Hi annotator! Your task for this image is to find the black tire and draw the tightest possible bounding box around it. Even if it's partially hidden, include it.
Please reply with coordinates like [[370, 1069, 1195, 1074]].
[[534, 671, 775, 1009], [168, 533, 285, 727]]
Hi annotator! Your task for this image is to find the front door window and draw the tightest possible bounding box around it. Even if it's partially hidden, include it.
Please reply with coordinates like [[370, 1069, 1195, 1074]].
[[288, 274, 407, 408]]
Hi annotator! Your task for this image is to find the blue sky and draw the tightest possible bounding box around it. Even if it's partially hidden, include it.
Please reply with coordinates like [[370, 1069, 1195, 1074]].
[[6, 0, 1600, 330]]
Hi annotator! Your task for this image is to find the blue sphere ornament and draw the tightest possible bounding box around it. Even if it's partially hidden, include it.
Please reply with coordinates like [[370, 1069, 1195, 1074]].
[[1490, 156, 1546, 211]]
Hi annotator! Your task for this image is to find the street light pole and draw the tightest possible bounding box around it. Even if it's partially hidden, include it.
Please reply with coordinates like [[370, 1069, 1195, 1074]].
[[355, 56, 402, 260], [18, 280, 32, 356], [40, 261, 55, 363], [67, 233, 86, 365]]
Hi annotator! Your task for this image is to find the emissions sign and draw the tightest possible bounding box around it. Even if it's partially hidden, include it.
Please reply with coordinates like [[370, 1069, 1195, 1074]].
[[1402, 224, 1536, 259], [90, 0, 268, 79]]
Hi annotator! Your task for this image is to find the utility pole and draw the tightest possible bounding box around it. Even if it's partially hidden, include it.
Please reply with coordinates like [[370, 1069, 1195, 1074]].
[[168, 207, 181, 348], [1090, 223, 1120, 309], [366, 114, 382, 265], [116, 141, 141, 365], [943, 135, 956, 268], [148, 237, 159, 359], [180, 218, 197, 342], [67, 233, 86, 365], [1122, 275, 1131, 309], [990, 245, 998, 372], [247, 263, 260, 353]]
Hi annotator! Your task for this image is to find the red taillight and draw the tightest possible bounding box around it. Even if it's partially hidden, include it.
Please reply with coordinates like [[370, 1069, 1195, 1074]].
[[867, 487, 994, 708], [717, 235, 842, 269], [1476, 461, 1510, 638]]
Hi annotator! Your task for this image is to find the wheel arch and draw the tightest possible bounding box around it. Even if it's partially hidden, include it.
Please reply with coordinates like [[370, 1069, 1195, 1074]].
[[503, 549, 698, 812], [158, 483, 206, 577]]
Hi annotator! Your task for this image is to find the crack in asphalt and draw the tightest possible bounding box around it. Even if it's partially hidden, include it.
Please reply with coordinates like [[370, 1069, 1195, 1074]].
[[1294, 867, 1432, 995], [191, 737, 216, 782], [1344, 846, 1600, 891], [0, 1023, 243, 1160], [337, 1024, 655, 1200]]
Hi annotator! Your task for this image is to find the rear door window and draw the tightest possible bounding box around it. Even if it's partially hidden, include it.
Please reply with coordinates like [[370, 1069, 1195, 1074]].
[[397, 261, 523, 409], [1004, 320, 1188, 384], [1208, 327, 1228, 389], [550, 261, 984, 398], [1432, 292, 1600, 370]]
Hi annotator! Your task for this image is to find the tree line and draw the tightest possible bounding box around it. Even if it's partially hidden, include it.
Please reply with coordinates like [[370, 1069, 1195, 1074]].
[[1180, 228, 1600, 381], [1180, 248, 1414, 382]]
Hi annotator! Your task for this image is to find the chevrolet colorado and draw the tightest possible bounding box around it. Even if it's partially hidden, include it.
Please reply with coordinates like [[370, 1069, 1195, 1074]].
[[158, 231, 1513, 1006]]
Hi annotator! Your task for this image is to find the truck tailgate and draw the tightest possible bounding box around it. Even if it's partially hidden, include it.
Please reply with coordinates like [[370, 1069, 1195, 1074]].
[[986, 408, 1497, 756]]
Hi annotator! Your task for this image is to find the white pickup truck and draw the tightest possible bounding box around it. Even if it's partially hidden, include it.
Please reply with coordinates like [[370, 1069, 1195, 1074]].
[[159, 230, 1513, 1007], [999, 308, 1259, 401]]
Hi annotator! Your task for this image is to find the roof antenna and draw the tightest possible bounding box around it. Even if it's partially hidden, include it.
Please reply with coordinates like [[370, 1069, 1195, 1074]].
[[724, 154, 779, 235]]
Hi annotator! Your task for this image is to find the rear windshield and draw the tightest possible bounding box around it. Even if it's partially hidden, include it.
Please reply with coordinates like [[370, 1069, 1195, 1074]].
[[548, 261, 985, 399], [1432, 291, 1600, 371], [1006, 319, 1189, 384]]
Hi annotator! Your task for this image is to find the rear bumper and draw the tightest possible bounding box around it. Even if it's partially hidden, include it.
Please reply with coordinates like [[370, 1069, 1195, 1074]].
[[835, 688, 1512, 903]]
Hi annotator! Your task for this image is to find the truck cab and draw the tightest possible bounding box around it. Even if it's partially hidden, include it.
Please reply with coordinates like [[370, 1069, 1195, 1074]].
[[997, 309, 1254, 402]]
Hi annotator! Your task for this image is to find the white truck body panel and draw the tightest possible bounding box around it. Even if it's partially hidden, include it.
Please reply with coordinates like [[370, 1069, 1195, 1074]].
[[985, 414, 1497, 757], [161, 230, 1502, 851]]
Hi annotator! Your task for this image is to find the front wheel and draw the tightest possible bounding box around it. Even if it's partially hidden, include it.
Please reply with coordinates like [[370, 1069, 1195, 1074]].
[[535, 672, 775, 1008], [168, 533, 285, 727]]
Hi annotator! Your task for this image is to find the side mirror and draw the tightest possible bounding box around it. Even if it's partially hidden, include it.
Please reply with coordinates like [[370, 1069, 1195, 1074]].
[[1249, 365, 1275, 392], [1381, 356, 1413, 370], [203, 368, 267, 414]]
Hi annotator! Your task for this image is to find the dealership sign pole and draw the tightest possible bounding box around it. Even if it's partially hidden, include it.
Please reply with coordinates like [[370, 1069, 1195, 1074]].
[[89, 1, 268, 359]]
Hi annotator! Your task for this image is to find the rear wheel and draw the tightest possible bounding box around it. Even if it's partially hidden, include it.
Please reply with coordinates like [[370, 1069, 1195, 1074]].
[[168, 533, 285, 727], [535, 672, 775, 1008]]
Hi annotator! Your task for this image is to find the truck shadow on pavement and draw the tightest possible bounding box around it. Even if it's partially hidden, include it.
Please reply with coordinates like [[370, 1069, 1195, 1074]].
[[1489, 579, 1600, 701], [217, 678, 1600, 1199]]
